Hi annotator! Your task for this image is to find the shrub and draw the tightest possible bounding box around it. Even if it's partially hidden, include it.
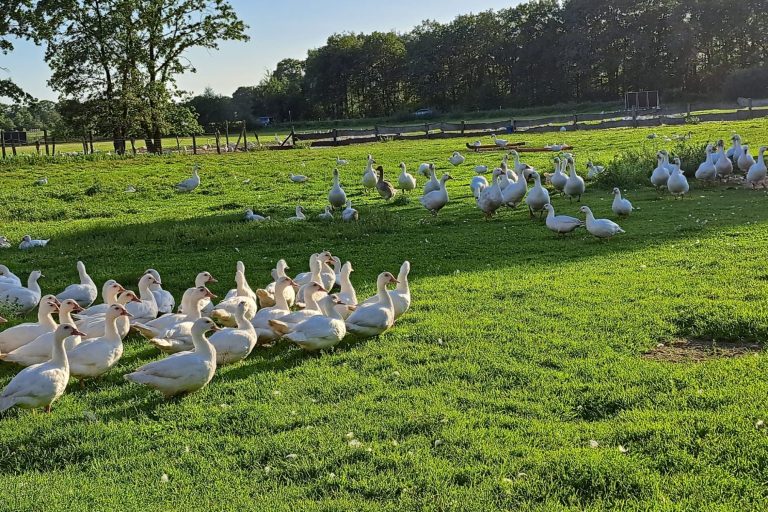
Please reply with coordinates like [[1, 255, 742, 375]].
[[594, 140, 707, 188], [722, 67, 768, 100]]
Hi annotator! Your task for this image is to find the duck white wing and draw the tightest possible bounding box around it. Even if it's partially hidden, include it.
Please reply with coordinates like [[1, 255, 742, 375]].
[[56, 284, 97, 308], [152, 289, 175, 315], [0, 361, 68, 412]]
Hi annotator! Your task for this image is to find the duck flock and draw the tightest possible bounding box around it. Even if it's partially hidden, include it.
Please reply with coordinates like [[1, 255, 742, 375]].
[[0, 254, 411, 412]]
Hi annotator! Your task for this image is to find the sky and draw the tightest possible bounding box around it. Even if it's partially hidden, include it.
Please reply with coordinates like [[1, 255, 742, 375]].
[[2, 0, 521, 102]]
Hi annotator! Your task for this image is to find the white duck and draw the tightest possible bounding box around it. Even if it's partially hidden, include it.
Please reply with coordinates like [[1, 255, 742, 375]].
[[342, 200, 359, 222], [256, 259, 296, 308], [423, 164, 440, 194], [345, 272, 398, 337], [77, 291, 140, 340], [125, 273, 160, 323], [174, 164, 200, 192], [335, 262, 358, 317], [328, 168, 347, 209], [738, 145, 756, 174], [177, 271, 218, 315], [0, 237, 9, 249], [746, 146, 768, 188], [420, 174, 452, 216], [714, 141, 733, 180], [362, 155, 378, 192], [68, 304, 131, 382], [474, 165, 489, 175], [318, 206, 334, 221], [336, 156, 349, 166], [136, 286, 216, 338], [0, 298, 58, 354], [477, 168, 504, 218], [667, 158, 689, 199], [143, 269, 175, 314], [564, 157, 586, 201], [290, 173, 309, 183], [398, 163, 417, 193], [211, 271, 257, 327], [251, 277, 296, 344], [124, 318, 219, 398], [543, 204, 583, 235], [497, 162, 514, 191], [501, 167, 529, 208], [270, 295, 346, 351], [1, 300, 84, 367], [727, 134, 743, 162], [549, 157, 567, 195], [470, 175, 488, 199], [244, 209, 269, 222], [508, 150, 531, 175], [695, 144, 718, 182], [0, 324, 84, 413], [650, 154, 670, 190], [0, 270, 43, 314], [209, 301, 259, 365], [360, 261, 411, 319], [0, 264, 22, 289], [287, 205, 306, 221], [417, 163, 432, 177], [56, 261, 98, 308], [491, 134, 508, 147], [611, 188, 634, 216], [525, 171, 550, 218], [19, 235, 49, 250], [580, 206, 625, 239], [586, 161, 604, 180], [449, 151, 465, 166], [77, 280, 125, 317]]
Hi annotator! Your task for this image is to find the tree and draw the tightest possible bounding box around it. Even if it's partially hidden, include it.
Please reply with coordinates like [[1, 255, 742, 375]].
[[0, 1, 34, 101]]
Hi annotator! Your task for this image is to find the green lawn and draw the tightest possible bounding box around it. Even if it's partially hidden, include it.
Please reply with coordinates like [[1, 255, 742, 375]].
[[1, 120, 768, 510]]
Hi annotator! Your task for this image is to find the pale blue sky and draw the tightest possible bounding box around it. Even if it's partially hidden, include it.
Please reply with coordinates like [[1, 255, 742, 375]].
[[2, 0, 520, 101]]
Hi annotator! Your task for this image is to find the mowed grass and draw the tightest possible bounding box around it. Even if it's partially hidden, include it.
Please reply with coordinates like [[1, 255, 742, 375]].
[[1, 120, 768, 510]]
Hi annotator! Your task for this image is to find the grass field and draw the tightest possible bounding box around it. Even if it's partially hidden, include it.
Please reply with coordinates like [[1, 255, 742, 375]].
[[1, 120, 768, 510]]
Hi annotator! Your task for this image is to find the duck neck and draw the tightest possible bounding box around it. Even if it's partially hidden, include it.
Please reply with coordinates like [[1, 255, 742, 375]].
[[340, 271, 355, 299], [61, 308, 77, 326], [192, 330, 214, 357], [51, 338, 69, 369], [397, 268, 409, 294], [78, 265, 94, 287], [275, 283, 291, 310], [305, 290, 323, 310], [188, 298, 205, 321], [235, 309, 254, 331], [105, 314, 121, 341], [39, 307, 57, 329], [28, 274, 41, 295], [377, 280, 394, 311], [322, 297, 344, 320]]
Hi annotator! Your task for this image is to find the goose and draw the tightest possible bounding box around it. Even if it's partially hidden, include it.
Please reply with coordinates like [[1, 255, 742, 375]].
[[209, 301, 259, 365], [287, 205, 306, 221], [420, 174, 452, 216], [659, 151, 676, 174], [491, 134, 508, 147], [423, 164, 440, 194], [586, 161, 604, 180], [78, 291, 140, 340], [474, 165, 489, 175], [739, 145, 756, 174], [611, 188, 634, 216], [56, 261, 98, 308], [470, 175, 488, 199], [295, 256, 329, 304], [256, 259, 296, 308], [269, 295, 346, 351], [508, 150, 531, 175], [289, 173, 309, 183], [345, 272, 398, 337], [501, 165, 529, 208], [550, 157, 568, 195], [143, 269, 174, 314], [564, 157, 586, 201], [650, 154, 671, 189], [335, 262, 357, 318], [211, 272, 257, 327], [124, 318, 219, 398], [1, 300, 84, 367], [477, 168, 504, 218], [497, 162, 514, 191], [244, 209, 269, 222], [0, 296, 59, 353], [376, 166, 396, 200], [746, 146, 768, 188], [580, 206, 625, 239], [449, 152, 465, 166], [336, 156, 349, 166], [359, 261, 411, 319], [174, 164, 200, 192], [19, 235, 49, 250], [251, 277, 297, 343], [667, 158, 689, 199], [135, 286, 217, 339], [270, 282, 328, 328], [331, 256, 343, 287], [125, 273, 160, 323], [34, 177, 48, 186], [67, 304, 131, 383], [0, 270, 44, 314], [0, 237, 9, 249], [362, 155, 378, 192], [318, 206, 334, 221], [398, 163, 417, 193], [328, 168, 347, 208], [0, 324, 84, 413], [727, 134, 743, 162], [0, 265, 22, 289], [715, 141, 733, 180], [342, 200, 359, 222], [177, 271, 217, 315], [525, 171, 550, 218], [417, 163, 431, 177], [77, 280, 125, 317], [543, 204, 583, 234], [317, 251, 337, 292], [695, 144, 718, 182]]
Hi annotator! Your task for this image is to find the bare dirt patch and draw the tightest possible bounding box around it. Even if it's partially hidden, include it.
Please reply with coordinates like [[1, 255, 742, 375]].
[[643, 338, 762, 363]]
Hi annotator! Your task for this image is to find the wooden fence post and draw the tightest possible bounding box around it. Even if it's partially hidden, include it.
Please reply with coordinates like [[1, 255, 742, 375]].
[[175, 135, 181, 152], [254, 132, 260, 148], [44, 130, 49, 156], [35, 140, 40, 155], [1, 130, 5, 159], [572, 114, 578, 129], [632, 108, 638, 128], [224, 121, 230, 148], [129, 137, 136, 155], [215, 130, 221, 154], [89, 130, 94, 154], [686, 103, 691, 117], [242, 122, 248, 151], [425, 123, 430, 139], [748, 98, 753, 117], [82, 135, 88, 154], [290, 129, 297, 146], [192, 133, 197, 155], [374, 126, 380, 139], [52, 137, 56, 155], [11, 144, 17, 156], [511, 119, 517, 132], [461, 121, 465, 135], [333, 128, 338, 145]]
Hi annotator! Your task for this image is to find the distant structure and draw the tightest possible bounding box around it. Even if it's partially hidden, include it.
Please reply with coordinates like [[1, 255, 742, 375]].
[[625, 90, 660, 111]]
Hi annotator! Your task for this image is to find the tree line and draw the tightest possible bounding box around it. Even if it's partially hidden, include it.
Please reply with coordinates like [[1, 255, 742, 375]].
[[189, 0, 768, 126]]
